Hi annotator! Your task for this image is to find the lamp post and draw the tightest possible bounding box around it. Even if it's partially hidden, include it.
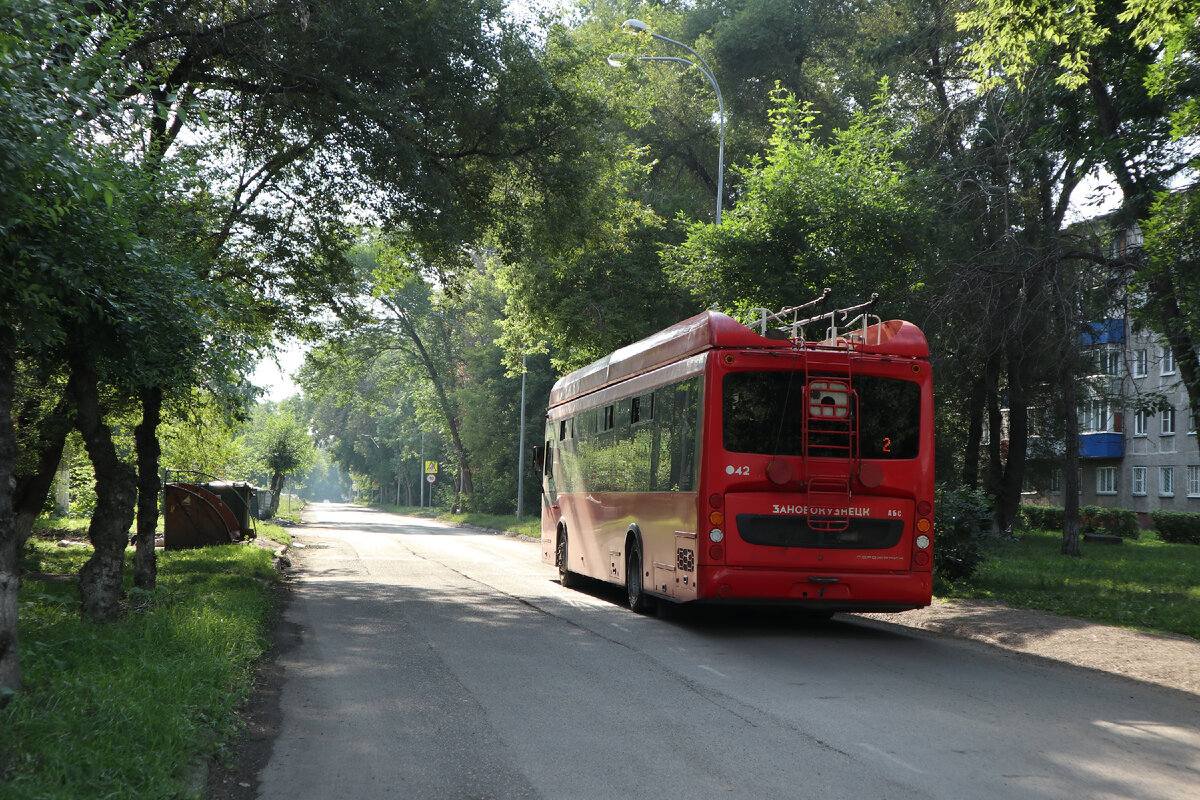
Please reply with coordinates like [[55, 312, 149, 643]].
[[612, 18, 725, 224]]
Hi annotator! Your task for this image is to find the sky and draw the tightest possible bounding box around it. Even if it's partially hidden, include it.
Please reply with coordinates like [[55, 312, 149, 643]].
[[251, 340, 307, 402]]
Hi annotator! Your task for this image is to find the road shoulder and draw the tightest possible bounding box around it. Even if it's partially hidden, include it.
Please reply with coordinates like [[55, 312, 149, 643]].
[[854, 598, 1200, 696]]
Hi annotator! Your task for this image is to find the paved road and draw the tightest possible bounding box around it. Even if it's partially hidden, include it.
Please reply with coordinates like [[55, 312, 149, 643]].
[[256, 504, 1200, 800]]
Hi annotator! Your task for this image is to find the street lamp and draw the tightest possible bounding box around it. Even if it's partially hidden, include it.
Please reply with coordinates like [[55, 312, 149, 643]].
[[613, 18, 725, 224]]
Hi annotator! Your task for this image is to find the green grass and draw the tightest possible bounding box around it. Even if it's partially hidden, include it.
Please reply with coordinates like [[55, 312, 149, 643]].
[[254, 518, 292, 547], [2, 540, 278, 800], [941, 529, 1200, 640], [30, 516, 90, 536], [36, 510, 294, 548], [270, 495, 305, 525]]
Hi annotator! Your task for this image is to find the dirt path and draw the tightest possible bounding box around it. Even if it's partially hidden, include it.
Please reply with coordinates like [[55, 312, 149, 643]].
[[855, 598, 1200, 696]]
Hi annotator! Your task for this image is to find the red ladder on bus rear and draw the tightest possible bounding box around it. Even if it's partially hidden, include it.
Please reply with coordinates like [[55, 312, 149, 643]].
[[803, 345, 857, 532], [750, 293, 882, 533]]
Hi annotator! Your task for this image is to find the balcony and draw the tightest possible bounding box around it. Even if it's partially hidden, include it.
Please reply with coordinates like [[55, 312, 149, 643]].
[[1079, 319, 1125, 345], [1079, 432, 1124, 459]]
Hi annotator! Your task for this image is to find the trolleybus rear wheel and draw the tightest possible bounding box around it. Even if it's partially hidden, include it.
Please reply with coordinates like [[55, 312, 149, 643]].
[[557, 530, 577, 589], [626, 543, 650, 614]]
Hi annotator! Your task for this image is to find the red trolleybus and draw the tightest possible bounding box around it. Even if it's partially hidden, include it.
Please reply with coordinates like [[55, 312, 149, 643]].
[[537, 295, 934, 614]]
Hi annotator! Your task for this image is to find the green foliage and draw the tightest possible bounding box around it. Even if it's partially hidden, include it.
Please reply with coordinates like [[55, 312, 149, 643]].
[[940, 528, 1200, 638], [2, 542, 277, 799], [933, 485, 990, 585], [1150, 511, 1200, 545], [158, 390, 250, 479], [1019, 504, 1065, 531], [666, 86, 929, 311], [1079, 506, 1140, 539], [251, 408, 315, 482], [1020, 504, 1142, 539]]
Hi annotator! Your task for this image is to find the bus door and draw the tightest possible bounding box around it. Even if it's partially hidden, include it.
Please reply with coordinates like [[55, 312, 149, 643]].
[[540, 419, 561, 564]]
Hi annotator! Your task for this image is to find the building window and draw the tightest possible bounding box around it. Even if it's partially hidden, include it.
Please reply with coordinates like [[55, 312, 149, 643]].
[[1161, 345, 1176, 375], [1162, 407, 1176, 436], [1096, 467, 1117, 495], [1132, 349, 1147, 377], [1131, 466, 1147, 496], [1095, 348, 1120, 376], [1049, 469, 1062, 494], [1160, 466, 1175, 497], [1189, 466, 1200, 498], [1133, 409, 1148, 436], [1083, 398, 1116, 432]]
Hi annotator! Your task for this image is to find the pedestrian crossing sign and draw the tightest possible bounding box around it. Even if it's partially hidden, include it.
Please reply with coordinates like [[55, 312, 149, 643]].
[[424, 460, 438, 474]]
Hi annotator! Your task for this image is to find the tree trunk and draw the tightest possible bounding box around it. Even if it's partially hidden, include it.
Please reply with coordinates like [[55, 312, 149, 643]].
[[390, 304, 474, 508], [984, 356, 1004, 530], [0, 324, 22, 696], [134, 386, 162, 590], [962, 373, 987, 488], [68, 357, 137, 623], [995, 344, 1030, 534], [1060, 350, 1081, 556], [12, 398, 72, 549], [269, 470, 285, 515]]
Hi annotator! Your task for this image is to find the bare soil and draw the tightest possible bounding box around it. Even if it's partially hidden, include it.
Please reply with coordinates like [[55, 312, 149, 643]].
[[855, 598, 1200, 696]]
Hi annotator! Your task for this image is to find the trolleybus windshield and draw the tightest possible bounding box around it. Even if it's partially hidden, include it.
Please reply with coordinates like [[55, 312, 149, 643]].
[[722, 371, 921, 459]]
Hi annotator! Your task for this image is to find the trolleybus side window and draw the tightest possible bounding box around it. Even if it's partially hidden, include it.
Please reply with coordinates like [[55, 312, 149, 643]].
[[554, 376, 699, 493]]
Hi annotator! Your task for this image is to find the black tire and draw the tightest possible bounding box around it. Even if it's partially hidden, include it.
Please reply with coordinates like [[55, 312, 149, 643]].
[[626, 541, 650, 614], [557, 531, 577, 589]]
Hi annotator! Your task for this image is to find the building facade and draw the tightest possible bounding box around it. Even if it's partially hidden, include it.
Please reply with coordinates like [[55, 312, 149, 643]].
[[1043, 319, 1200, 525]]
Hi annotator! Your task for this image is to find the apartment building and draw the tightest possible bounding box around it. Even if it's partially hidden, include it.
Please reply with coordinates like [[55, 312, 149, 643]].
[[1032, 317, 1200, 525]]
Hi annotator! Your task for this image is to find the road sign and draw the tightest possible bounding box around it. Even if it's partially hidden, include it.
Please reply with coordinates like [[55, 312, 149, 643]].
[[425, 473, 436, 484], [424, 460, 438, 474]]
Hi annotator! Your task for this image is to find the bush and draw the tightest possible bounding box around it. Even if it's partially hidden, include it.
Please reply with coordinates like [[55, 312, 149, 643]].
[[1151, 510, 1200, 544], [1019, 504, 1139, 539], [1079, 505, 1140, 539], [934, 485, 990, 584], [1019, 504, 1064, 531]]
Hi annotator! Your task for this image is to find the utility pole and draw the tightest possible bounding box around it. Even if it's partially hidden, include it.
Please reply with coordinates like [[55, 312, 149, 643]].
[[516, 353, 527, 521]]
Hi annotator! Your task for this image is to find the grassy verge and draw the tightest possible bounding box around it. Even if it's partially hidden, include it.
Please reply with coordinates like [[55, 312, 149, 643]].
[[2, 537, 278, 799], [940, 528, 1200, 640], [375, 504, 541, 539], [269, 496, 305, 526], [255, 518, 292, 548]]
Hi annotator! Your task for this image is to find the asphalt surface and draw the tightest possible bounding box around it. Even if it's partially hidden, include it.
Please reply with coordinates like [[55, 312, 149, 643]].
[[221, 504, 1200, 800]]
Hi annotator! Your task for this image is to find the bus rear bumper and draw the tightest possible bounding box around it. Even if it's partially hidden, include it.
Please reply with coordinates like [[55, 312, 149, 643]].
[[696, 567, 932, 612]]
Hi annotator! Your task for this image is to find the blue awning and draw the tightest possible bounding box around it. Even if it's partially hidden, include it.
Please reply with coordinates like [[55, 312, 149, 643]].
[[1079, 319, 1125, 345]]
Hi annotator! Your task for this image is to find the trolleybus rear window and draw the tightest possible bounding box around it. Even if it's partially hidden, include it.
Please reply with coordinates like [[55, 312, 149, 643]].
[[723, 371, 921, 459]]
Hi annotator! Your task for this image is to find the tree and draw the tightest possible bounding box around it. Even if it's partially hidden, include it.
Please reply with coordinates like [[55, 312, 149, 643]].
[[158, 390, 251, 479], [247, 404, 315, 516], [667, 87, 931, 314], [958, 0, 1200, 442], [1, 0, 160, 675]]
